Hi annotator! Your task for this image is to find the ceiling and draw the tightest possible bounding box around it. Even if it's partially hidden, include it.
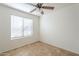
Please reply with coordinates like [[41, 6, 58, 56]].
[[3, 3, 74, 16]]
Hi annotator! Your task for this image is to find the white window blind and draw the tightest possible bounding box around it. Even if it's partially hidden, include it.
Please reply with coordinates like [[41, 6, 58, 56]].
[[11, 15, 33, 39]]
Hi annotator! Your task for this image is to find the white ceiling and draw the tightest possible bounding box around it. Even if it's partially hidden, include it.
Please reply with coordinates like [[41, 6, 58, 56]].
[[3, 3, 75, 16]]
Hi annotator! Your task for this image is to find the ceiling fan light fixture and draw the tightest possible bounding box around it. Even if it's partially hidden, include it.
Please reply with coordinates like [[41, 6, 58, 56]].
[[41, 11, 44, 15], [39, 8, 44, 15]]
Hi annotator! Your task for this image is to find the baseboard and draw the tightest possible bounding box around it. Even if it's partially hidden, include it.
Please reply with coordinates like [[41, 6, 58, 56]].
[[0, 40, 39, 54], [40, 40, 79, 55]]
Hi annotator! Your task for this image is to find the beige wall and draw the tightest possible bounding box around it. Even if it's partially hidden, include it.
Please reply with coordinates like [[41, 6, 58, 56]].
[[0, 5, 40, 53], [40, 4, 79, 54]]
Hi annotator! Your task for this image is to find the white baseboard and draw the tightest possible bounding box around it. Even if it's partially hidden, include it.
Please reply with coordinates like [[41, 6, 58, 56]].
[[41, 40, 79, 54]]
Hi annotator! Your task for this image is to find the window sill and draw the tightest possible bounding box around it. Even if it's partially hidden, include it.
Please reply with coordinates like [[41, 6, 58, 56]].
[[11, 37, 25, 40], [11, 35, 32, 40]]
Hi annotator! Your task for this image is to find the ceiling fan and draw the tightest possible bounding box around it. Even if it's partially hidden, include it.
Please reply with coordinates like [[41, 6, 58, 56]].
[[27, 3, 54, 14]]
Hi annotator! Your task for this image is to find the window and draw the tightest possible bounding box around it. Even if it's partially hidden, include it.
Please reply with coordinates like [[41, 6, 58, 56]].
[[24, 18, 33, 36], [11, 15, 33, 39]]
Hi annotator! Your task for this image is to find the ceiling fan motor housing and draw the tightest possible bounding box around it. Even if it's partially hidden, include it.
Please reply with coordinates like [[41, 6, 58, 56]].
[[37, 3, 43, 9]]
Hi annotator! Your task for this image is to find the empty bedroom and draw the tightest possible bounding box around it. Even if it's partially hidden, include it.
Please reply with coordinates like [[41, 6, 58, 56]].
[[0, 3, 79, 56]]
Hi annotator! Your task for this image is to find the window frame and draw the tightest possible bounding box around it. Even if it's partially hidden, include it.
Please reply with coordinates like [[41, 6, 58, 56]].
[[11, 15, 33, 40]]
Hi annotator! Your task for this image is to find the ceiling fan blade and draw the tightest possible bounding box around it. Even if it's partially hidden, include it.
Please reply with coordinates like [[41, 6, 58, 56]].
[[42, 6, 54, 10], [30, 8, 37, 13], [26, 3, 37, 7]]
